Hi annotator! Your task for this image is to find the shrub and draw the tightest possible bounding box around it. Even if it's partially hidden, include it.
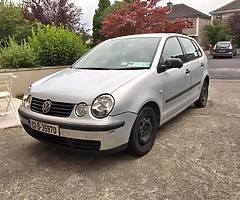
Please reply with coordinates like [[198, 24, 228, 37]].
[[0, 38, 39, 69], [30, 25, 86, 66]]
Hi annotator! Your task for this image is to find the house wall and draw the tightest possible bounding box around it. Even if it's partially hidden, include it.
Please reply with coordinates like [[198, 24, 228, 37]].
[[182, 17, 210, 49], [183, 18, 197, 36], [198, 18, 211, 49], [211, 12, 235, 22]]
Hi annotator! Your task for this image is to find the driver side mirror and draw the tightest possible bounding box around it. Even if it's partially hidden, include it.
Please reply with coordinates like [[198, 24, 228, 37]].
[[157, 58, 183, 73]]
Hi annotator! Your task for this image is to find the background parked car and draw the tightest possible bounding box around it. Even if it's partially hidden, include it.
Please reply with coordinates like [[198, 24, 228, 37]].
[[213, 41, 237, 59]]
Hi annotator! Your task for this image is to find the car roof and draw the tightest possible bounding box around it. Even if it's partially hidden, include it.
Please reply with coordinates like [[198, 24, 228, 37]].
[[109, 33, 192, 40]]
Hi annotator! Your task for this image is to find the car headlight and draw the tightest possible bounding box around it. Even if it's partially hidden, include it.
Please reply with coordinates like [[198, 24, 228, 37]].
[[91, 94, 115, 118], [22, 86, 32, 108], [75, 102, 88, 117]]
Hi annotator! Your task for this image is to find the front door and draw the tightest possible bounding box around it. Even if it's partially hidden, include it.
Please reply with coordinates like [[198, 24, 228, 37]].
[[158, 37, 191, 121]]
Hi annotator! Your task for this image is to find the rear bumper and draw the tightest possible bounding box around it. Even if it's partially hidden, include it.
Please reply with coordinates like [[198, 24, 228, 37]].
[[213, 52, 233, 57], [18, 106, 137, 151]]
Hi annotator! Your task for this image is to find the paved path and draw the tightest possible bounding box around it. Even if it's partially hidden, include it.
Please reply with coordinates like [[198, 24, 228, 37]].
[[0, 98, 21, 129], [208, 56, 240, 80], [0, 80, 239, 200]]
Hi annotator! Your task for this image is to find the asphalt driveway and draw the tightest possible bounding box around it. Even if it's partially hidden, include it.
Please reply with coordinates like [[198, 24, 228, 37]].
[[0, 80, 239, 200], [208, 56, 240, 80]]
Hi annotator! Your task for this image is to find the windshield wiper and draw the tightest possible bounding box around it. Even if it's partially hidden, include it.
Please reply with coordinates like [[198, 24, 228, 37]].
[[115, 67, 149, 70], [75, 67, 112, 70], [75, 67, 149, 70]]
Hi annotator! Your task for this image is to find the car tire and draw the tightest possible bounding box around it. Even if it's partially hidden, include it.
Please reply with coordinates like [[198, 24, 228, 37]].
[[128, 107, 158, 157], [194, 80, 209, 108]]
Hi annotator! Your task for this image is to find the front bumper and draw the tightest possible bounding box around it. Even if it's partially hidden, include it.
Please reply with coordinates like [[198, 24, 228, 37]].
[[18, 105, 137, 151]]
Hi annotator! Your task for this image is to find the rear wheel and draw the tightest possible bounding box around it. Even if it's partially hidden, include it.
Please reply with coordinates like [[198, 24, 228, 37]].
[[194, 80, 209, 108], [128, 107, 158, 157]]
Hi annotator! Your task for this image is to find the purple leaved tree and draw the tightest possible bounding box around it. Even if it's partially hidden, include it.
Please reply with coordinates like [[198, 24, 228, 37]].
[[23, 0, 85, 33]]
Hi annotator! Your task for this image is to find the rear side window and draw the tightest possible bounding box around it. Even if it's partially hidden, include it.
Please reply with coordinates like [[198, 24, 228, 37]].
[[178, 37, 199, 62], [161, 37, 184, 63], [191, 40, 202, 57]]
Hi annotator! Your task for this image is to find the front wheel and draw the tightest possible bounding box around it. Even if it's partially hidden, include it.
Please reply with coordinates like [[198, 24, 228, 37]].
[[194, 80, 209, 108], [128, 107, 158, 157]]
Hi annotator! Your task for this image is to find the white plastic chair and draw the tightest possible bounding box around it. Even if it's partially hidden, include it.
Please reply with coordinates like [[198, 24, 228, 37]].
[[0, 73, 18, 118]]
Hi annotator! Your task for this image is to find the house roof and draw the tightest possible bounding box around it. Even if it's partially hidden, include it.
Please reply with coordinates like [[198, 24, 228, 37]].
[[211, 0, 240, 13], [168, 4, 211, 20]]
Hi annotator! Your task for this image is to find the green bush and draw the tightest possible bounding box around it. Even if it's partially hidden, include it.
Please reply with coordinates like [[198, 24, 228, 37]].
[[0, 38, 39, 69], [30, 25, 86, 66], [205, 21, 232, 46]]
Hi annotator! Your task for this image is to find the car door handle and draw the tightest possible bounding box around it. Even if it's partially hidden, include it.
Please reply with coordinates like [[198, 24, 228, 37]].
[[201, 63, 204, 68], [186, 69, 190, 74]]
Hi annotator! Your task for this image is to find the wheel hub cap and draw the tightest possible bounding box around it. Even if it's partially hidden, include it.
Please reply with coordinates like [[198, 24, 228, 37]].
[[138, 116, 153, 146]]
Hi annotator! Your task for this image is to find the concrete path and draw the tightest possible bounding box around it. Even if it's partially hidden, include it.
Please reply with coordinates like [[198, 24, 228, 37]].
[[0, 98, 21, 129]]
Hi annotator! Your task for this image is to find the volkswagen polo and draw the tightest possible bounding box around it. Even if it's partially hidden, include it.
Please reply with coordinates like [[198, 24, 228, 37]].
[[18, 33, 209, 156]]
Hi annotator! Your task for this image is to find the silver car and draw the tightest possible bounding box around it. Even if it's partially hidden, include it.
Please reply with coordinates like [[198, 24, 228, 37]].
[[213, 41, 237, 58], [18, 33, 209, 156]]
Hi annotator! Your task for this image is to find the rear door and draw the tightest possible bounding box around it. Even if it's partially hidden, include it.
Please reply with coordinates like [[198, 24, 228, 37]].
[[158, 37, 191, 121], [178, 37, 204, 100]]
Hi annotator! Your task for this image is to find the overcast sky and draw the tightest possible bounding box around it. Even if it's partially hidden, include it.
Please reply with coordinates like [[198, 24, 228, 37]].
[[76, 0, 234, 31]]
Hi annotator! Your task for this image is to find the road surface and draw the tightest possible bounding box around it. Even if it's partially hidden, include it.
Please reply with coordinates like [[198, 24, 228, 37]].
[[208, 56, 240, 80]]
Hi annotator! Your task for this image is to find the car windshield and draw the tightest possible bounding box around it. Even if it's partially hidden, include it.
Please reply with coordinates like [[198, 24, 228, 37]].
[[216, 43, 230, 48], [73, 37, 161, 70]]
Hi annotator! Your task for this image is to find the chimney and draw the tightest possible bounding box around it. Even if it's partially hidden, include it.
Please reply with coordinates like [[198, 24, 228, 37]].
[[167, 2, 173, 13]]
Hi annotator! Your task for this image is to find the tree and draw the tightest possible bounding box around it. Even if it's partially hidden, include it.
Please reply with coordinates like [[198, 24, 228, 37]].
[[229, 12, 240, 46], [101, 0, 192, 39], [92, 0, 111, 44], [0, 2, 32, 45], [23, 0, 84, 33], [101, 0, 136, 30], [102, 0, 126, 19], [205, 21, 232, 46]]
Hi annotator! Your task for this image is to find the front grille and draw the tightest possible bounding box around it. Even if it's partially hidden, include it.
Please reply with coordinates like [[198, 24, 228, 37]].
[[23, 124, 101, 151], [31, 97, 74, 117]]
